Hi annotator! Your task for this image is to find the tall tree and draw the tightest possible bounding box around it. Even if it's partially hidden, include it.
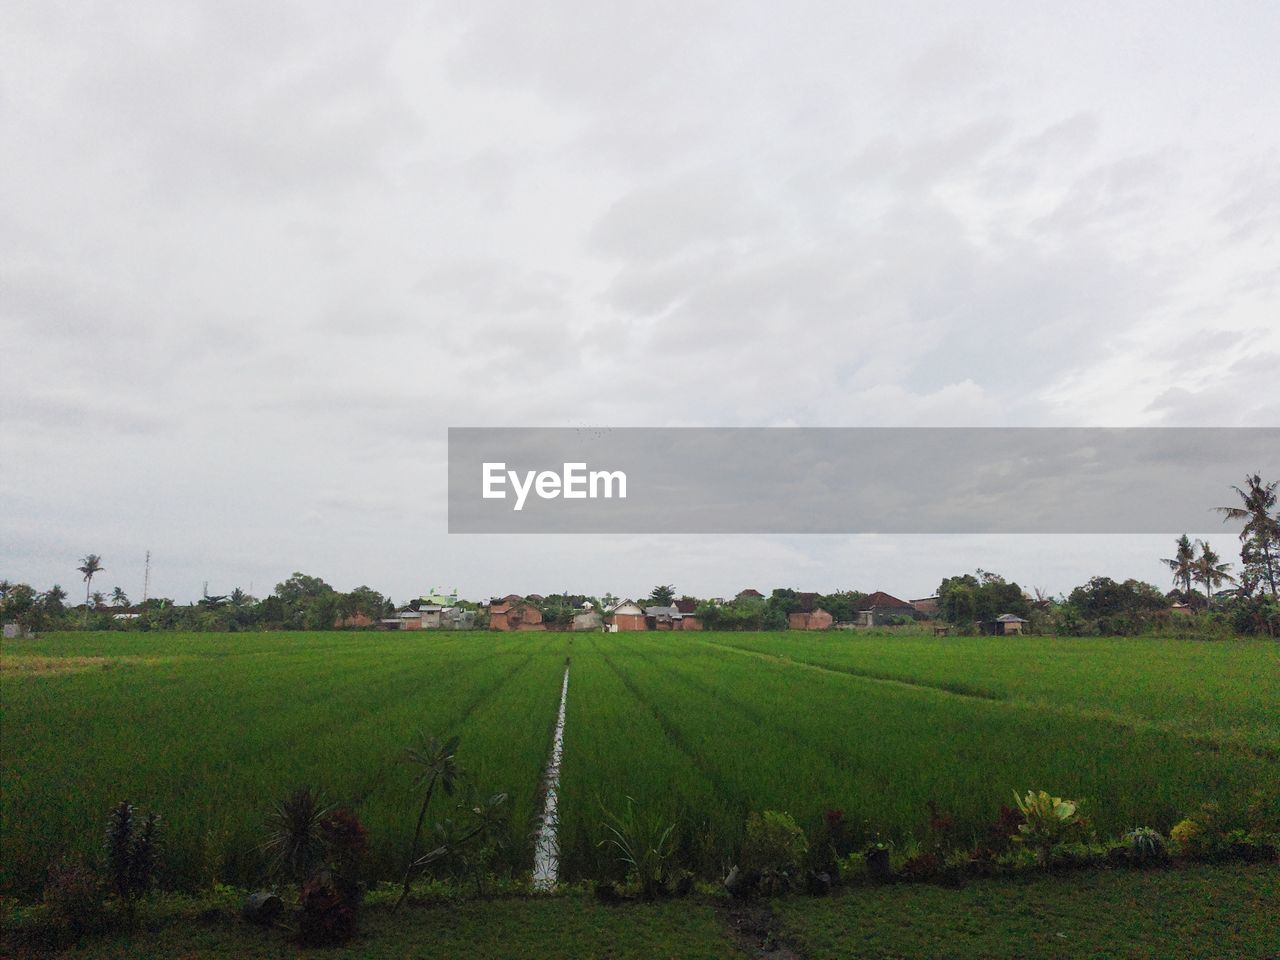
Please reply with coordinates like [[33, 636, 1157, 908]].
[[110, 586, 129, 607], [1192, 540, 1237, 609], [1161, 534, 1197, 598], [77, 554, 104, 626], [1215, 473, 1279, 600], [647, 584, 676, 605]]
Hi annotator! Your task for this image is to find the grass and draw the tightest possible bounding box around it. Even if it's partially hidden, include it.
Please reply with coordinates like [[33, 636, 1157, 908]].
[[3, 864, 1275, 958], [3, 630, 1278, 898]]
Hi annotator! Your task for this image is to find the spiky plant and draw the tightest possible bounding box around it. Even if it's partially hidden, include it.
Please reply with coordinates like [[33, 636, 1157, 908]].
[[104, 801, 162, 911], [1124, 826, 1167, 864], [262, 786, 331, 883]]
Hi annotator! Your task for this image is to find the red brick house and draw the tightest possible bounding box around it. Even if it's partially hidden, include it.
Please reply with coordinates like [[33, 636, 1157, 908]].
[[788, 608, 833, 630], [489, 597, 544, 631], [606, 600, 646, 631]]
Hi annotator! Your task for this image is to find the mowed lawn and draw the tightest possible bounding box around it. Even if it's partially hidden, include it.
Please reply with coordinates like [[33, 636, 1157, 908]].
[[3, 630, 1278, 896], [6, 864, 1277, 959]]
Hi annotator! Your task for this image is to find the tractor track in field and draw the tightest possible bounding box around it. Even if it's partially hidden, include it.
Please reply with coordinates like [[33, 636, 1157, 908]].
[[626, 645, 895, 776], [700, 639, 1007, 701], [596, 645, 741, 810], [350, 653, 536, 805], [701, 640, 1279, 763]]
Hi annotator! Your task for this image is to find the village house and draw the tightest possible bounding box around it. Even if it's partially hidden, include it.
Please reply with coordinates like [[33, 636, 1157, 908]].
[[981, 613, 1029, 636], [788, 608, 834, 630], [572, 602, 603, 631], [854, 591, 917, 627], [489, 597, 544, 631], [910, 596, 940, 615], [644, 604, 684, 630], [674, 597, 702, 630], [605, 600, 646, 632]]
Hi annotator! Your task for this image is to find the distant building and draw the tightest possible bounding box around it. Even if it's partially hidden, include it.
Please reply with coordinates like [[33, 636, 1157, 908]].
[[3, 622, 33, 640], [855, 591, 917, 627], [982, 613, 1029, 636], [910, 596, 939, 615], [788, 608, 834, 630], [606, 600, 646, 632], [572, 602, 603, 631], [736, 588, 764, 600], [489, 599, 544, 631]]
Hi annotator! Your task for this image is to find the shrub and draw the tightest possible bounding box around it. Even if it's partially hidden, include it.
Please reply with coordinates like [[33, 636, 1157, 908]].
[[1011, 790, 1086, 866], [262, 786, 331, 883], [104, 802, 161, 908], [1170, 818, 1201, 846], [742, 811, 808, 896], [600, 796, 677, 900], [298, 869, 358, 945], [44, 854, 105, 938], [1124, 827, 1168, 864]]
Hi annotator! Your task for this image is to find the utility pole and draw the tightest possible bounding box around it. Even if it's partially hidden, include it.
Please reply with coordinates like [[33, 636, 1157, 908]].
[[142, 550, 151, 603]]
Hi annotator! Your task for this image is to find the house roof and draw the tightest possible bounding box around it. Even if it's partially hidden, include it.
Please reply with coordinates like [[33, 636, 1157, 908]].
[[736, 588, 764, 599], [644, 605, 682, 618], [996, 613, 1029, 622], [861, 591, 913, 609]]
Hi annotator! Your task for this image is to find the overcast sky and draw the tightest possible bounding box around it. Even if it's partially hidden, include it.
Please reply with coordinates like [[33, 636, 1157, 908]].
[[3, 1, 1278, 604]]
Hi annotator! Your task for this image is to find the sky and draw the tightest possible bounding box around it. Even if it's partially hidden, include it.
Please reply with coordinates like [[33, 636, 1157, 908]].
[[2, 1, 1278, 605]]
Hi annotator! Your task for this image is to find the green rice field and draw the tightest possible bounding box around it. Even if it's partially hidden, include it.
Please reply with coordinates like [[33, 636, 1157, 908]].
[[2, 630, 1277, 897]]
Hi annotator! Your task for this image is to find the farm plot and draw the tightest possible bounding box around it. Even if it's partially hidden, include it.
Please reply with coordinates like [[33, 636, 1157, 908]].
[[705, 632, 1280, 755], [3, 630, 1277, 897], [0, 631, 567, 896], [552, 632, 1279, 875]]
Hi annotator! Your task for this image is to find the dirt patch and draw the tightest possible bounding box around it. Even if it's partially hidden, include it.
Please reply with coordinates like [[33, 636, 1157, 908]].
[[719, 900, 805, 960], [0, 655, 117, 676]]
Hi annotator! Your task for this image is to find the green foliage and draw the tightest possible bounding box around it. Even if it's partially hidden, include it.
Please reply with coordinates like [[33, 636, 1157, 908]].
[[1011, 791, 1086, 864], [599, 796, 677, 899], [1063, 577, 1170, 635], [647, 585, 676, 606], [938, 571, 1030, 626], [104, 802, 161, 906], [741, 811, 808, 896]]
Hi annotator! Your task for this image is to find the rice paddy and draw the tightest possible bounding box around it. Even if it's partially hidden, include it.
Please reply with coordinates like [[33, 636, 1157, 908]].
[[2, 630, 1277, 897]]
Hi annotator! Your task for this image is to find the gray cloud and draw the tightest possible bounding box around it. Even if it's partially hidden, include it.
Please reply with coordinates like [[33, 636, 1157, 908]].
[[2, 0, 1278, 601]]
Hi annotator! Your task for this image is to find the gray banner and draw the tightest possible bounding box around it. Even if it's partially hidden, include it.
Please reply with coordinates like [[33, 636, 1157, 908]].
[[447, 428, 1278, 533]]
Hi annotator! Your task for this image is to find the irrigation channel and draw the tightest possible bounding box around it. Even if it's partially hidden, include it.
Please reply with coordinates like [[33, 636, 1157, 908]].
[[531, 660, 570, 890]]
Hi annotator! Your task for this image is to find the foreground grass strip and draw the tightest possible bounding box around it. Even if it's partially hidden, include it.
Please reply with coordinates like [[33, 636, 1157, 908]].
[[776, 863, 1280, 959]]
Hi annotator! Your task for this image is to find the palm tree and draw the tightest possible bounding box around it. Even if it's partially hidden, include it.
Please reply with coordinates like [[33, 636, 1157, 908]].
[[1215, 474, 1279, 600], [396, 734, 460, 911], [91, 590, 106, 609], [77, 554, 104, 626], [1192, 540, 1237, 609], [1161, 534, 1197, 599], [110, 587, 129, 608]]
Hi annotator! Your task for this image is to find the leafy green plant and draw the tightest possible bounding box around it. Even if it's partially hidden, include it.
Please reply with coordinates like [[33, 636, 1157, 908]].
[[599, 796, 677, 899], [261, 786, 331, 883], [1011, 790, 1085, 866], [742, 811, 809, 896]]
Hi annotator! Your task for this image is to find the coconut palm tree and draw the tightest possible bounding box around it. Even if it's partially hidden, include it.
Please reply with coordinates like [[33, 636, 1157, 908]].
[[110, 587, 129, 608], [77, 554, 104, 625], [1215, 473, 1279, 600], [1192, 541, 1237, 609], [1161, 534, 1197, 599]]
